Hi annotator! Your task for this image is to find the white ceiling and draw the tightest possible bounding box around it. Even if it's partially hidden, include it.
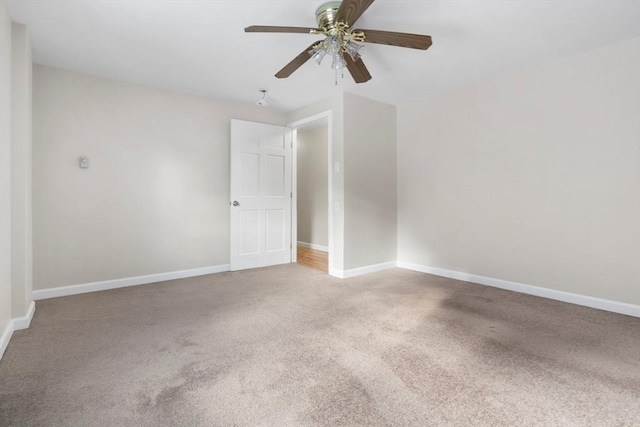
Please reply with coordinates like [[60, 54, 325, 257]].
[[6, 0, 640, 111]]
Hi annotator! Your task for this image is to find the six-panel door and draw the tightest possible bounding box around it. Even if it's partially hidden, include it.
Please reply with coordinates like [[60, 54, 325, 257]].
[[230, 119, 292, 271]]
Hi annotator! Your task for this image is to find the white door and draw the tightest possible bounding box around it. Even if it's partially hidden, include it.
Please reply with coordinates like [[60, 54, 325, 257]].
[[230, 119, 292, 271]]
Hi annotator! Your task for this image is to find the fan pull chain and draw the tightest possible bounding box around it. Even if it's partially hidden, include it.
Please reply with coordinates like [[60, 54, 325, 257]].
[[334, 68, 345, 86]]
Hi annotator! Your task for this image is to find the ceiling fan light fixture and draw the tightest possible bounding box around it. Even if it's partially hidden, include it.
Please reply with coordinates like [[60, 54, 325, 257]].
[[245, 0, 432, 84], [309, 34, 351, 80], [310, 45, 327, 64], [331, 53, 346, 71], [324, 35, 341, 54], [345, 40, 363, 61]]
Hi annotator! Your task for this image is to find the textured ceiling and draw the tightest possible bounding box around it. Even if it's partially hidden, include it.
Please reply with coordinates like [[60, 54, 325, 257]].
[[6, 0, 640, 111]]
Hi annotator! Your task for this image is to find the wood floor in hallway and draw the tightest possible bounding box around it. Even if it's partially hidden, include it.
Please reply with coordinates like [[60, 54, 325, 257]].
[[296, 245, 328, 272]]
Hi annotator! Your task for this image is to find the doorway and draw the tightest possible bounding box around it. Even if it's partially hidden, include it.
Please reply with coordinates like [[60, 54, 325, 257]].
[[289, 112, 332, 273]]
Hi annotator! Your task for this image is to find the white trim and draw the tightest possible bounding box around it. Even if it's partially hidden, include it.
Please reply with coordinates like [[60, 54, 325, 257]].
[[0, 301, 37, 361], [398, 261, 640, 318], [13, 300, 35, 330], [291, 127, 298, 264], [329, 268, 343, 278], [288, 111, 334, 274], [297, 241, 329, 253], [0, 320, 14, 361], [33, 264, 230, 301], [331, 261, 397, 279], [288, 111, 334, 128]]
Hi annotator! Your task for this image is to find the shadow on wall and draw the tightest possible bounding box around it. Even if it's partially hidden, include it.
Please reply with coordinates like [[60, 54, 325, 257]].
[[296, 121, 329, 249]]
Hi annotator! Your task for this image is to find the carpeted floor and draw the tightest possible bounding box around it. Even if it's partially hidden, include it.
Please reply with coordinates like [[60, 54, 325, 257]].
[[1, 264, 639, 426]]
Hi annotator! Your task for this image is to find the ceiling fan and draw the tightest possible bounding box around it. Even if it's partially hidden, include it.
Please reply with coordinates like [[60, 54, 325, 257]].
[[245, 0, 432, 84]]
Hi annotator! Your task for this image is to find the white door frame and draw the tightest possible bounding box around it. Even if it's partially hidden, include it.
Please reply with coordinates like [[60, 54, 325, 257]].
[[288, 110, 334, 274]]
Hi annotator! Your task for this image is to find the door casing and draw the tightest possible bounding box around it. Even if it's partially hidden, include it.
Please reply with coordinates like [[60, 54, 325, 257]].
[[288, 111, 334, 274]]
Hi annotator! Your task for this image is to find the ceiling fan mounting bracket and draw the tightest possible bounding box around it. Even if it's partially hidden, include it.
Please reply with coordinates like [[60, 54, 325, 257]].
[[350, 31, 365, 42], [315, 1, 342, 30], [314, 2, 367, 46]]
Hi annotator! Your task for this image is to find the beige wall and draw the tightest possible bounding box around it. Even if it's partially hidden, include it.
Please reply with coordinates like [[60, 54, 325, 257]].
[[28, 35, 638, 309], [343, 93, 397, 270], [11, 22, 31, 318], [0, 6, 33, 354], [398, 37, 640, 305], [297, 124, 328, 248], [0, 0, 12, 334], [33, 65, 286, 290], [287, 93, 397, 273]]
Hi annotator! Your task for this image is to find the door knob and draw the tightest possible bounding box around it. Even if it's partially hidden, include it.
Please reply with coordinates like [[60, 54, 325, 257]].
[[232, 201, 240, 206]]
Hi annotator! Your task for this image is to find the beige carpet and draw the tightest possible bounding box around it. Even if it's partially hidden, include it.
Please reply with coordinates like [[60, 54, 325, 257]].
[[1, 264, 639, 426]]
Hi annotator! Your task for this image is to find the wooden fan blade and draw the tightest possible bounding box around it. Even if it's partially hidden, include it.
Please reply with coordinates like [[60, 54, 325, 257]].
[[245, 25, 320, 34], [335, 0, 375, 27], [353, 29, 432, 50], [275, 43, 320, 79], [344, 55, 372, 84]]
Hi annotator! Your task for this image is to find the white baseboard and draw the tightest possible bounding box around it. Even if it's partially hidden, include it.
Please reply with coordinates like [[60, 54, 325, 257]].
[[33, 264, 230, 301], [329, 268, 342, 278], [398, 261, 640, 318], [0, 300, 36, 361], [0, 319, 14, 361], [331, 261, 397, 279], [13, 300, 35, 330], [297, 241, 329, 253]]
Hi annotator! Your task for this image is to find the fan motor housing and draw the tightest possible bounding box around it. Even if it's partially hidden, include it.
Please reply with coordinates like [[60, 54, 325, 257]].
[[315, 1, 342, 30]]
